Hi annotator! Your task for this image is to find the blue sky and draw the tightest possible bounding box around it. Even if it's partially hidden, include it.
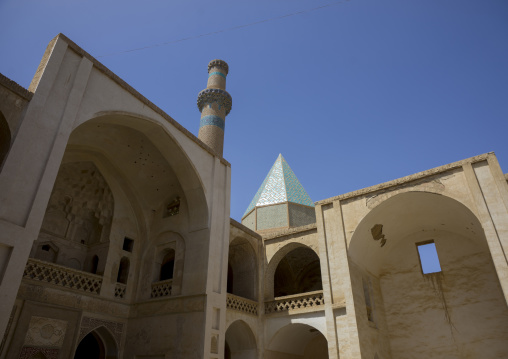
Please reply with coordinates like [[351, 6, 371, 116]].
[[1, 0, 507, 221]]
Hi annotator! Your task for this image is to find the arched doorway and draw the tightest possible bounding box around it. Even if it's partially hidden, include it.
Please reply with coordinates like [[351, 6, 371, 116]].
[[267, 323, 328, 359], [74, 326, 117, 359], [349, 191, 508, 358], [224, 320, 257, 359]]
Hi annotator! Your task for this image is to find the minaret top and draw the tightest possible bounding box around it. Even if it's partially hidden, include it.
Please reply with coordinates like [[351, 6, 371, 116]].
[[208, 59, 229, 75]]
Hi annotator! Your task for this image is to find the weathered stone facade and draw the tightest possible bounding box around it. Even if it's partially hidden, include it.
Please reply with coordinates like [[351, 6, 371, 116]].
[[1, 34, 508, 359]]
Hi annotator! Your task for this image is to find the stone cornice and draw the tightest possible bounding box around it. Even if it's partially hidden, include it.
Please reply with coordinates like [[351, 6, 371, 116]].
[[230, 218, 262, 240], [208, 59, 229, 75], [316, 152, 493, 205], [262, 223, 318, 240], [197, 88, 232, 115], [0, 72, 33, 100]]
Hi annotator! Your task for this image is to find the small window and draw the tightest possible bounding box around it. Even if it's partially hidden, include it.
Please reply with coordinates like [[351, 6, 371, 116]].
[[117, 257, 130, 284], [417, 241, 442, 274], [90, 255, 99, 274], [160, 250, 175, 281], [123, 238, 134, 252], [41, 244, 51, 252], [363, 278, 375, 322]]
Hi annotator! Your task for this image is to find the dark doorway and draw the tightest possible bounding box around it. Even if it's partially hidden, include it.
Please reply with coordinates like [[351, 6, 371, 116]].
[[224, 340, 231, 359], [74, 332, 105, 359]]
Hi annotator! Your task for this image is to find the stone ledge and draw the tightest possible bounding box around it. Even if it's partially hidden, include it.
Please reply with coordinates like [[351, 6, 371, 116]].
[[230, 218, 262, 239], [45, 33, 230, 167], [316, 152, 493, 205], [132, 294, 206, 317], [262, 223, 317, 241], [0, 72, 33, 100]]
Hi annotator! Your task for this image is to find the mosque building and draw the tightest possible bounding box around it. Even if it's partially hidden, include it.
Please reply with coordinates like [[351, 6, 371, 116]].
[[1, 34, 508, 359]]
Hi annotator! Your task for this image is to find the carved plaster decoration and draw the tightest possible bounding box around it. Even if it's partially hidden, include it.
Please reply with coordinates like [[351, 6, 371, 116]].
[[164, 197, 181, 217], [78, 316, 124, 345], [24, 316, 68, 348], [18, 346, 59, 359], [210, 334, 218, 354], [40, 161, 114, 245]]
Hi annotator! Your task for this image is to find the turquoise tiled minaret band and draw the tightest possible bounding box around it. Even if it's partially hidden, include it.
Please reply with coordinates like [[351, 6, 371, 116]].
[[208, 71, 226, 79], [197, 59, 232, 156], [200, 115, 225, 131]]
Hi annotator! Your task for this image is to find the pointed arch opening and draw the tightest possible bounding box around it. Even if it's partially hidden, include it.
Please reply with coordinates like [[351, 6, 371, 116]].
[[227, 237, 257, 301], [225, 320, 257, 359], [76, 114, 209, 231], [273, 246, 322, 298], [74, 326, 118, 359], [349, 191, 508, 358], [267, 323, 328, 359]]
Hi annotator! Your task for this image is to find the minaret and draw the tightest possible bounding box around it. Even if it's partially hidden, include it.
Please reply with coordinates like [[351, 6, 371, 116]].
[[197, 59, 232, 156]]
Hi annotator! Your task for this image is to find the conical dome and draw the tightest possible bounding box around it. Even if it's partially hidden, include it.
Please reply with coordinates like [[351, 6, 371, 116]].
[[242, 154, 316, 232]]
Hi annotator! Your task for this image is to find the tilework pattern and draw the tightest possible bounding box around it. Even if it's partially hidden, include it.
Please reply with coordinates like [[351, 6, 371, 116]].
[[288, 203, 316, 227], [257, 157, 287, 207], [208, 71, 226, 79], [200, 115, 225, 131], [281, 157, 315, 207], [243, 210, 256, 230], [243, 154, 314, 217], [257, 204, 288, 230]]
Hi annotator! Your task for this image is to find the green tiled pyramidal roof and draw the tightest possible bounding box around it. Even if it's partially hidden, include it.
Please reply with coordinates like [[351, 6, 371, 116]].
[[243, 154, 314, 217]]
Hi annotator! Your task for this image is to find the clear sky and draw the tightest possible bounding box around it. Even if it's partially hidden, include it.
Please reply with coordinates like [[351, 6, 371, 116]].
[[1, 0, 507, 221]]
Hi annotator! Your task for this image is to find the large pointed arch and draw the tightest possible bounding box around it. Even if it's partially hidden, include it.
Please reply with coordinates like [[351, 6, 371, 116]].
[[265, 242, 322, 300], [77, 112, 209, 231], [225, 320, 257, 359], [348, 191, 508, 358], [267, 323, 328, 359], [228, 236, 258, 301]]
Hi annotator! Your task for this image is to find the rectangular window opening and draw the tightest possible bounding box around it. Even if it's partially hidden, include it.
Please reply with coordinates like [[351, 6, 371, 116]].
[[123, 237, 134, 252], [416, 241, 442, 274]]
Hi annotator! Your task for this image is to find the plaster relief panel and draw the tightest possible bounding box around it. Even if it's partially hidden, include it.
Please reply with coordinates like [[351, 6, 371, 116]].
[[40, 161, 113, 245], [210, 334, 218, 354], [78, 316, 124, 345], [18, 346, 59, 359], [24, 316, 68, 348]]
